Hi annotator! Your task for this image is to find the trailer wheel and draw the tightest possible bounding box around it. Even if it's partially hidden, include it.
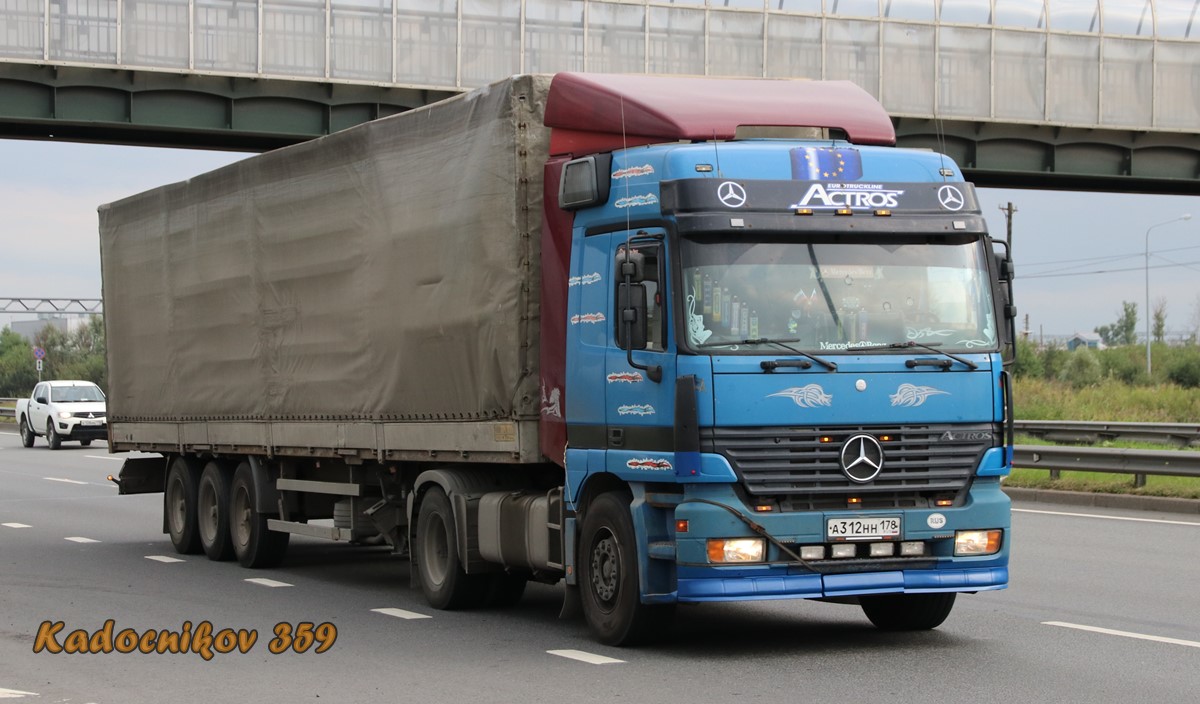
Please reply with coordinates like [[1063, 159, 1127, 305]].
[[578, 491, 675, 646], [165, 456, 203, 554], [860, 592, 956, 631], [197, 461, 235, 561], [230, 462, 289, 568], [415, 487, 486, 609], [46, 420, 61, 450], [19, 416, 35, 447]]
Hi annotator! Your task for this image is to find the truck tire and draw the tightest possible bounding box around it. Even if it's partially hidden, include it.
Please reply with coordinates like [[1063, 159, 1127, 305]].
[[230, 462, 289, 568], [19, 416, 35, 447], [860, 592, 956, 631], [197, 461, 236, 561], [46, 420, 61, 450], [415, 486, 486, 609], [165, 456, 203, 554], [578, 491, 675, 646]]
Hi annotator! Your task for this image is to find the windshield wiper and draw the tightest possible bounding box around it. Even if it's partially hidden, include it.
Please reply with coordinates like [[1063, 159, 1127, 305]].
[[845, 340, 978, 371], [699, 337, 838, 371]]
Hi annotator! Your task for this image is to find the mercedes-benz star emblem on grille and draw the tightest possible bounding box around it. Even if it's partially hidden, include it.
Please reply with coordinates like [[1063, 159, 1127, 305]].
[[717, 181, 747, 208], [937, 185, 965, 211], [840, 434, 884, 483]]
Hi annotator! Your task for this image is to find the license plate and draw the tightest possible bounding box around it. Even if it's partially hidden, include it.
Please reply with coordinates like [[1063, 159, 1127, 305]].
[[80, 419, 102, 426], [826, 516, 901, 541]]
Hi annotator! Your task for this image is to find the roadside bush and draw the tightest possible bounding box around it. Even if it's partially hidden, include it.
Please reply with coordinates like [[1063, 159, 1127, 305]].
[[1098, 345, 1147, 385], [1166, 354, 1200, 389], [1013, 338, 1043, 379], [1039, 344, 1068, 381], [1059, 347, 1102, 389]]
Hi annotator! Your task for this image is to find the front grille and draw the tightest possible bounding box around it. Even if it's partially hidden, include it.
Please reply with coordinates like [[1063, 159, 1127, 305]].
[[71, 412, 106, 419], [707, 423, 998, 511]]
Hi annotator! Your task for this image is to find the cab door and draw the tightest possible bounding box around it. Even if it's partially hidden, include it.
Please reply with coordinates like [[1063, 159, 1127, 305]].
[[603, 231, 678, 476]]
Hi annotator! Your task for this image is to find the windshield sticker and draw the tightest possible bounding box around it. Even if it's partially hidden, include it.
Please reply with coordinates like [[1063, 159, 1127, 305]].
[[686, 294, 714, 344], [569, 272, 601, 287], [617, 404, 655, 416], [613, 164, 654, 179], [540, 384, 562, 418], [607, 372, 643, 384], [819, 340, 888, 350], [626, 458, 673, 471], [791, 147, 863, 181], [907, 328, 955, 339], [790, 183, 905, 210], [768, 384, 833, 408], [615, 193, 658, 209], [571, 313, 605, 325], [890, 383, 949, 407]]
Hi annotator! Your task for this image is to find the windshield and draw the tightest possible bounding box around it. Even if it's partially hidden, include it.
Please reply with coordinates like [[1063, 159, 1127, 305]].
[[680, 237, 997, 354], [50, 385, 106, 403]]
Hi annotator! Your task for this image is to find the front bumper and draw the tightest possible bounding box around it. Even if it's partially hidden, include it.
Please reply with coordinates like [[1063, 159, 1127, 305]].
[[57, 420, 109, 440]]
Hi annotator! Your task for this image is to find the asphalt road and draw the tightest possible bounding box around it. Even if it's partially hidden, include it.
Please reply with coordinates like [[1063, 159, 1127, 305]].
[[2, 427, 1198, 703]]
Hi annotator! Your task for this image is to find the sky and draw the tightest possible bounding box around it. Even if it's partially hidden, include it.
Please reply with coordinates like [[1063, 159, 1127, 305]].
[[2, 138, 1198, 340]]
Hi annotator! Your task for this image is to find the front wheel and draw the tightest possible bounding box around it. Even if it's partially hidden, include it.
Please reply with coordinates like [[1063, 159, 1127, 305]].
[[46, 421, 61, 450], [578, 491, 675, 646], [860, 592, 957, 631], [19, 416, 35, 447]]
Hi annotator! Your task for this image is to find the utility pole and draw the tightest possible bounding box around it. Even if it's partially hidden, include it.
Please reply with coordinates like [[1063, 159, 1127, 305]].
[[999, 202, 1017, 255]]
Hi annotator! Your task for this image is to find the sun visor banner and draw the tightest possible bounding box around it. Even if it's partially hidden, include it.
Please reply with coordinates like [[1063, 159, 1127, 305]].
[[660, 180, 981, 216]]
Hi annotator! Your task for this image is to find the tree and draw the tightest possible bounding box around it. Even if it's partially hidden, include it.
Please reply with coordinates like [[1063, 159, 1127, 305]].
[[1094, 301, 1138, 346], [1152, 296, 1168, 343], [0, 327, 38, 397]]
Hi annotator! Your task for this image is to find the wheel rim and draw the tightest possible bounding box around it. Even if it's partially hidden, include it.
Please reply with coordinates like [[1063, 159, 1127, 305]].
[[421, 511, 450, 586], [167, 475, 187, 535], [197, 479, 218, 544], [20, 420, 30, 442], [232, 485, 252, 550], [589, 528, 620, 607]]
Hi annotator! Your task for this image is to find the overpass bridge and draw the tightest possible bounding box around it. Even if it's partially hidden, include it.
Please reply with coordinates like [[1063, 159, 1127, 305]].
[[0, 0, 1198, 192]]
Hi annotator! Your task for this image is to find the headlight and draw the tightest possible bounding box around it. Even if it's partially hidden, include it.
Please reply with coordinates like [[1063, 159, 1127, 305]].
[[58, 411, 72, 419], [954, 529, 1003, 556], [707, 538, 765, 563]]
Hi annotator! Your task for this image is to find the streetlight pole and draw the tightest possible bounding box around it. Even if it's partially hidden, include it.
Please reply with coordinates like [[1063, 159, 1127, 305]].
[[1145, 213, 1192, 376]]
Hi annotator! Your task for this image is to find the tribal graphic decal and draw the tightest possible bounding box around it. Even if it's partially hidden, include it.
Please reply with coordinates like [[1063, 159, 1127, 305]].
[[571, 313, 606, 325], [617, 404, 655, 416], [615, 194, 659, 209], [626, 458, 673, 471], [767, 384, 833, 408], [568, 272, 602, 287], [607, 372, 644, 384], [613, 164, 654, 179], [890, 383, 950, 407]]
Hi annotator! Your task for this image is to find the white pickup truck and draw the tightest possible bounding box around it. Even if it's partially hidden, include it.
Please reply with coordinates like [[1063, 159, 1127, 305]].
[[16, 380, 108, 450]]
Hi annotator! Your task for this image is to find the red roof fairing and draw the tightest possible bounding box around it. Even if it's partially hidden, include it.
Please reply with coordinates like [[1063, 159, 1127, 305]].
[[544, 73, 896, 157]]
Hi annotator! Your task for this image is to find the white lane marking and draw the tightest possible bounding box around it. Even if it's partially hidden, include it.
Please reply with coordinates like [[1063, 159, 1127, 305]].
[[1014, 508, 1200, 527], [0, 687, 39, 698], [85, 455, 123, 461], [245, 578, 292, 588], [371, 607, 432, 620], [145, 555, 185, 563], [2, 523, 32, 528], [65, 537, 100, 543], [1044, 621, 1200, 649], [45, 477, 88, 485], [547, 649, 625, 665]]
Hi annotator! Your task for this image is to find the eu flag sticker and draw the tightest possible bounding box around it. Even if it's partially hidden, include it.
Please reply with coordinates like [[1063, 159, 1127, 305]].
[[790, 147, 863, 181]]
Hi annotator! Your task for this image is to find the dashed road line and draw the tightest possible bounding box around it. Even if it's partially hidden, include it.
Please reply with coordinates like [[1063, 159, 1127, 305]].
[[245, 577, 292, 588], [547, 649, 625, 665], [371, 607, 432, 620], [65, 537, 100, 543], [1014, 507, 1200, 527], [0, 687, 39, 699], [145, 555, 185, 563], [45, 477, 88, 485], [2, 523, 32, 529], [1044, 621, 1200, 649]]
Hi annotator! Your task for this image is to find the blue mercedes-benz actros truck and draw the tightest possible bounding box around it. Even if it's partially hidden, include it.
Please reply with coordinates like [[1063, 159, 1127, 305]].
[[105, 72, 1015, 646]]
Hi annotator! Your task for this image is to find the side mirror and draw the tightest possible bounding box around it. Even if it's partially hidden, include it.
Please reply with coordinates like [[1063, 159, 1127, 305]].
[[993, 252, 1015, 282], [36, 396, 48, 404], [617, 283, 649, 351]]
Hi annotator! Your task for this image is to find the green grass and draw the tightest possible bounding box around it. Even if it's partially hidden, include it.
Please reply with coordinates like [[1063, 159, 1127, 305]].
[[1005, 469, 1200, 500]]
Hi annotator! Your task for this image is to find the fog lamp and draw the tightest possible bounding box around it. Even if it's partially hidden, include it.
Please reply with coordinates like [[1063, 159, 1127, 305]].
[[954, 529, 1003, 556], [707, 538, 765, 563], [900, 541, 925, 556], [830, 544, 856, 559], [869, 542, 894, 557], [800, 545, 825, 560]]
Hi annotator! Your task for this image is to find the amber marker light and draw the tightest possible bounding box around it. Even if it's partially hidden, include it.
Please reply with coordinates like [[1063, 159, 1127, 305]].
[[878, 434, 893, 442], [835, 208, 853, 216], [847, 497, 862, 505], [754, 505, 774, 513], [675, 519, 689, 533], [935, 498, 954, 507], [874, 209, 892, 216], [794, 208, 814, 215], [819, 435, 835, 443]]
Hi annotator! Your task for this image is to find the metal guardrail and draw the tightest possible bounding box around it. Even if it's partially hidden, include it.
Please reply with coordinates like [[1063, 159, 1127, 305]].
[[1012, 445, 1200, 478], [1014, 420, 1200, 447], [0, 397, 14, 420]]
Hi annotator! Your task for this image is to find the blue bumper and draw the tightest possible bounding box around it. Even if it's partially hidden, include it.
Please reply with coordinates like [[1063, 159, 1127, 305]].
[[677, 566, 1008, 602]]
